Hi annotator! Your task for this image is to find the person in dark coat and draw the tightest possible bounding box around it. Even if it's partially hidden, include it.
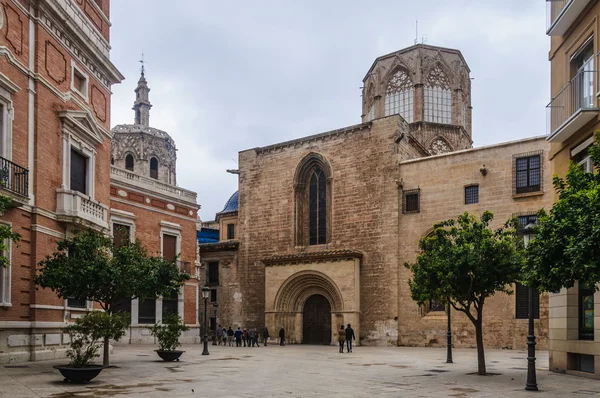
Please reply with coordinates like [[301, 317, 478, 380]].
[[345, 323, 356, 353], [263, 326, 270, 346], [279, 326, 285, 346], [248, 328, 256, 347], [227, 326, 234, 346], [242, 329, 248, 347], [337, 325, 346, 353], [234, 327, 243, 347]]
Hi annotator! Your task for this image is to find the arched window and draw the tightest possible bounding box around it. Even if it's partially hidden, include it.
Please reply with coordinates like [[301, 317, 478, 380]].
[[150, 157, 158, 179], [429, 138, 452, 155], [125, 154, 134, 171], [110, 156, 114, 165], [309, 168, 327, 245], [425, 64, 452, 124], [385, 69, 414, 123], [294, 153, 332, 246]]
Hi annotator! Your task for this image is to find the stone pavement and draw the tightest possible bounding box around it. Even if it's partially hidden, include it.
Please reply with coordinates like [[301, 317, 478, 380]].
[[1, 344, 600, 397]]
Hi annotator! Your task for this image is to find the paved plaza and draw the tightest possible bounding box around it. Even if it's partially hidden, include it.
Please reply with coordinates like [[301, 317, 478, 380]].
[[1, 344, 600, 397]]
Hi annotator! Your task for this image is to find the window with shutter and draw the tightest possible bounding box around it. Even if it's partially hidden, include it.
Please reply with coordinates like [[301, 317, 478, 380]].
[[70, 149, 87, 194], [208, 262, 219, 285], [162, 234, 177, 262]]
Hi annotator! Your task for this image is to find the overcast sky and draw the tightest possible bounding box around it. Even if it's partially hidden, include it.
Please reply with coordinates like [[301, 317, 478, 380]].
[[109, 0, 549, 221]]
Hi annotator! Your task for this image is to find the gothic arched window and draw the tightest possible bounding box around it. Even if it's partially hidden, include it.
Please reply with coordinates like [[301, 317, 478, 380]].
[[425, 64, 452, 124], [309, 168, 327, 245], [150, 157, 158, 179], [125, 154, 134, 171], [385, 69, 414, 123], [294, 153, 332, 246], [111, 156, 114, 165]]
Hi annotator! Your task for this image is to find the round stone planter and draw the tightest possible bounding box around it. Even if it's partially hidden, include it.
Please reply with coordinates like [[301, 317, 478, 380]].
[[53, 364, 104, 383], [155, 350, 184, 362]]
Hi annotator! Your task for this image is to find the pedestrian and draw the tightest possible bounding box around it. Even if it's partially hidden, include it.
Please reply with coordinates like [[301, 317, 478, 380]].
[[223, 329, 228, 346], [338, 325, 346, 353], [263, 326, 270, 346], [248, 328, 256, 347], [216, 325, 223, 346], [234, 327, 243, 347], [345, 323, 356, 353], [243, 328, 248, 347], [254, 328, 260, 347], [227, 326, 234, 347], [279, 326, 285, 346]]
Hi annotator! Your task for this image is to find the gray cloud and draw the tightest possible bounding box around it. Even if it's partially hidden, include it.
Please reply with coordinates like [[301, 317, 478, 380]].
[[109, 0, 548, 220]]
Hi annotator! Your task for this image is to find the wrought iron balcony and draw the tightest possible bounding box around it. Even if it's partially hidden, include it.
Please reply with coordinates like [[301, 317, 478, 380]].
[[56, 189, 109, 230], [546, 55, 599, 143], [0, 156, 29, 199], [547, 0, 593, 36]]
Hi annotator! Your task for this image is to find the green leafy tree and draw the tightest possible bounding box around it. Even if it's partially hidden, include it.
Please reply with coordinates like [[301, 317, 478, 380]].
[[149, 313, 190, 351], [524, 132, 600, 293], [406, 211, 523, 375], [36, 229, 189, 366], [0, 195, 21, 268]]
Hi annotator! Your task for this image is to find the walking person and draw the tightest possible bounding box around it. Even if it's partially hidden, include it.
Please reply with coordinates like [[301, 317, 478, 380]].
[[345, 323, 355, 353], [279, 326, 285, 346], [263, 326, 270, 346], [338, 325, 346, 353], [253, 328, 260, 347], [234, 327, 243, 347], [227, 326, 234, 347], [223, 329, 228, 346], [243, 328, 248, 347], [248, 328, 256, 347], [216, 325, 223, 346]]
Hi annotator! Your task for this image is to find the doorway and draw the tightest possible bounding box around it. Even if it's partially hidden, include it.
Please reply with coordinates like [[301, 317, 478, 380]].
[[302, 294, 331, 345]]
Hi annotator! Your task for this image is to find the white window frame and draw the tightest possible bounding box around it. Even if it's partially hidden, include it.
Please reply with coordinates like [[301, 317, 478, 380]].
[[71, 60, 89, 101], [61, 129, 96, 199], [110, 209, 136, 243], [0, 221, 12, 307], [572, 135, 595, 173], [0, 72, 19, 161], [159, 221, 184, 323]]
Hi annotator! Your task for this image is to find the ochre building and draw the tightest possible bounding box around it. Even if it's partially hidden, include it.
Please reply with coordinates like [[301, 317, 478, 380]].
[[200, 44, 553, 350]]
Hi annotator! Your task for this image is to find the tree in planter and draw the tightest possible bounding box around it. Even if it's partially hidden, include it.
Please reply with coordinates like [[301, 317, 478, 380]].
[[405, 211, 524, 375], [0, 195, 21, 269], [36, 229, 189, 367], [524, 132, 600, 295], [150, 313, 190, 352]]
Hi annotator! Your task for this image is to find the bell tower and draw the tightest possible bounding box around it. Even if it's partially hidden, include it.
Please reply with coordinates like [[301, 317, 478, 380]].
[[133, 57, 152, 127]]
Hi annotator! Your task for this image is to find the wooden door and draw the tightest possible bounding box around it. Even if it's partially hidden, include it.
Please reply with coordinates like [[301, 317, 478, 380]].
[[302, 294, 331, 345]]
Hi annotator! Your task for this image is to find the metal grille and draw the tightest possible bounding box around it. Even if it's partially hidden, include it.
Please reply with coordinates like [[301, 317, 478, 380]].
[[513, 212, 538, 234], [0, 156, 29, 197], [402, 188, 420, 214], [513, 151, 543, 195], [464, 185, 479, 205]]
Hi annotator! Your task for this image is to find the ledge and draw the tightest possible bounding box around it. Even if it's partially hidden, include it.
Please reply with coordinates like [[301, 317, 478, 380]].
[[263, 249, 363, 266]]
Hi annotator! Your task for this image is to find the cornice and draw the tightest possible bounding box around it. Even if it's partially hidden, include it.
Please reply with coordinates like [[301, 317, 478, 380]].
[[198, 241, 239, 253], [110, 178, 198, 210], [262, 249, 363, 266], [110, 197, 197, 223]]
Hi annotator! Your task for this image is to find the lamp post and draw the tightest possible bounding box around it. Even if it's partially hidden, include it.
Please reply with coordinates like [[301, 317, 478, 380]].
[[212, 303, 218, 346], [446, 300, 453, 364], [201, 285, 210, 356], [523, 223, 538, 391]]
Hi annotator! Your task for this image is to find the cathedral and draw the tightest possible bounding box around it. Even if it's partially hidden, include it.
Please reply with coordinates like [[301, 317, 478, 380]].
[[199, 44, 552, 349]]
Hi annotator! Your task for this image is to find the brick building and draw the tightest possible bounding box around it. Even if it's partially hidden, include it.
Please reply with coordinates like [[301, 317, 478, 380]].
[[201, 44, 553, 349], [0, 0, 123, 363], [109, 69, 200, 344]]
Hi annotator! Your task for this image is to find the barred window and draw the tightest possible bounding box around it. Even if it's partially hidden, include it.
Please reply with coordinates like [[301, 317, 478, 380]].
[[514, 153, 542, 194], [429, 299, 445, 312], [424, 64, 452, 124], [384, 69, 414, 123], [516, 214, 538, 234], [403, 189, 420, 214], [464, 185, 479, 205], [515, 283, 540, 319]]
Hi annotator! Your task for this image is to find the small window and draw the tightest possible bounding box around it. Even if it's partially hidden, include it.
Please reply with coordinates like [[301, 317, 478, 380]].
[[67, 297, 87, 308], [465, 185, 479, 205], [227, 224, 235, 240], [150, 157, 158, 179], [208, 261, 219, 285], [514, 153, 542, 195], [125, 154, 134, 171], [579, 283, 594, 340], [138, 298, 156, 324], [516, 214, 538, 234], [402, 189, 420, 214], [70, 149, 87, 194], [429, 299, 445, 312], [210, 289, 217, 303], [110, 156, 114, 166], [568, 353, 595, 373], [113, 224, 130, 247], [515, 283, 540, 319], [72, 66, 88, 98]]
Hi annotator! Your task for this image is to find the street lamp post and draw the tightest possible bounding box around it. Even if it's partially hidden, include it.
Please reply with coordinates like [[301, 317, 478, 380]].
[[523, 224, 538, 391], [446, 300, 453, 364], [201, 286, 210, 356], [212, 303, 218, 346]]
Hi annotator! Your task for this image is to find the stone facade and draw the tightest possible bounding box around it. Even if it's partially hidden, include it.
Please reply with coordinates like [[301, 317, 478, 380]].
[[204, 44, 552, 350], [0, 0, 123, 363]]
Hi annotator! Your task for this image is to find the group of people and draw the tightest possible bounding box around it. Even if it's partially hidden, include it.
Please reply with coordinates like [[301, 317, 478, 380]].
[[336, 324, 356, 353], [216, 325, 287, 347]]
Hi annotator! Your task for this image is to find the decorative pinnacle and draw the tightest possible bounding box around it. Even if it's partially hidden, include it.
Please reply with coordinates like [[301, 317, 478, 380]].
[[139, 50, 146, 75]]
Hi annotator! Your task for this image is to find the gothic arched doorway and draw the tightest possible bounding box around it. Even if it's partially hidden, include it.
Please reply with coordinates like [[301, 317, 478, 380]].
[[302, 294, 331, 345]]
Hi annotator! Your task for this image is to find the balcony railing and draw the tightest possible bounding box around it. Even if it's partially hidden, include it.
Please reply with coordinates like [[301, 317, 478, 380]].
[[56, 189, 109, 230], [111, 166, 197, 203], [546, 55, 599, 141], [546, 0, 592, 36], [0, 156, 28, 197]]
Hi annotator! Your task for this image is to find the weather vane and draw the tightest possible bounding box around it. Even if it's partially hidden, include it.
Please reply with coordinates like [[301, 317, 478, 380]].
[[139, 50, 146, 74]]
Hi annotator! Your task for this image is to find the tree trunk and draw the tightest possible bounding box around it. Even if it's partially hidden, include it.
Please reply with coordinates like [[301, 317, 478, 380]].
[[103, 336, 109, 367], [474, 318, 486, 375]]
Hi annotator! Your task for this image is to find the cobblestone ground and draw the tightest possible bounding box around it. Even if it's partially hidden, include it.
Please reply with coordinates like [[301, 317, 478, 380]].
[[1, 344, 600, 397]]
